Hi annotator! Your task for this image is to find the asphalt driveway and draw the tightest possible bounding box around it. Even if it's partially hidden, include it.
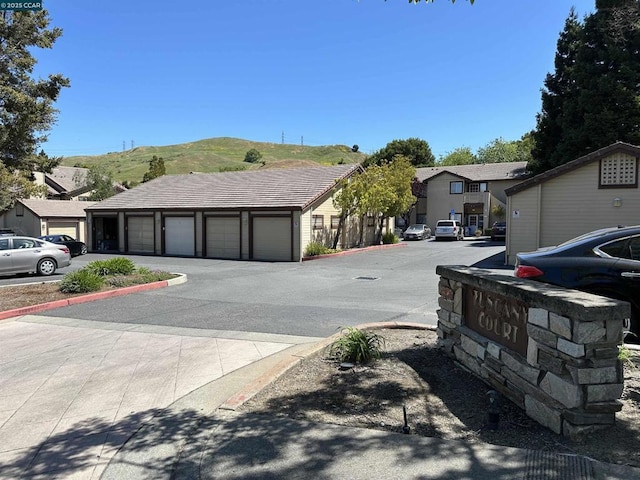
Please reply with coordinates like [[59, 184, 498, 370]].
[[23, 239, 508, 338]]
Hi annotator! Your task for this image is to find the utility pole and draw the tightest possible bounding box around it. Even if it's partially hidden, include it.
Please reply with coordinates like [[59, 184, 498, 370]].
[[281, 131, 284, 144], [122, 141, 125, 152], [301, 136, 304, 146]]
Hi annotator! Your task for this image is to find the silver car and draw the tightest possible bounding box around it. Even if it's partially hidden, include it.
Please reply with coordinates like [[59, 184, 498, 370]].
[[0, 236, 71, 276]]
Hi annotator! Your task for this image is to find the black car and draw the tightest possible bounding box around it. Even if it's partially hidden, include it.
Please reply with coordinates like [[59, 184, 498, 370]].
[[38, 234, 88, 257], [514, 225, 640, 340], [491, 221, 506, 241]]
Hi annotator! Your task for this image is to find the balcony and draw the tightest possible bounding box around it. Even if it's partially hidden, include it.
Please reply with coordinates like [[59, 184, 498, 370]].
[[463, 191, 490, 205]]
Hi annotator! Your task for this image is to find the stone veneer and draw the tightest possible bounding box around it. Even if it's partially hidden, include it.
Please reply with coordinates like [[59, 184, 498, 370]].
[[436, 265, 629, 439]]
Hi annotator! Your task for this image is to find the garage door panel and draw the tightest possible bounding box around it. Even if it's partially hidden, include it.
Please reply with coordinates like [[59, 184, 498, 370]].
[[206, 217, 240, 259], [253, 217, 291, 261], [48, 222, 78, 238], [165, 217, 195, 256], [128, 217, 154, 253]]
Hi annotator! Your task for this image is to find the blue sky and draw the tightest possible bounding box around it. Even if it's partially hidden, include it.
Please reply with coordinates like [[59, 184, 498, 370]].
[[36, 0, 595, 159]]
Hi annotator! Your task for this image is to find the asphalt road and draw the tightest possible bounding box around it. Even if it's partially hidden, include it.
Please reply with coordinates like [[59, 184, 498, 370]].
[[2, 238, 509, 338]]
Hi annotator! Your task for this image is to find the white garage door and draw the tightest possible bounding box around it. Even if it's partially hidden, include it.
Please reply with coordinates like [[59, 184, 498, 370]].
[[206, 217, 240, 259], [252, 217, 292, 261], [48, 222, 78, 238], [165, 216, 195, 256], [127, 216, 154, 253]]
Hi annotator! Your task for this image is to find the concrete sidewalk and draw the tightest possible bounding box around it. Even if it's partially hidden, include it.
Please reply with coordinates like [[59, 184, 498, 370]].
[[100, 333, 640, 480]]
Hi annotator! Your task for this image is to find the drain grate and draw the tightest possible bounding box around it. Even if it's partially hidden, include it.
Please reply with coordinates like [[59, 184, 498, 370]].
[[355, 276, 379, 281]]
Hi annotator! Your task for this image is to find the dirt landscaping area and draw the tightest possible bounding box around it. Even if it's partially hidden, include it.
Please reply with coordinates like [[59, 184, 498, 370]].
[[239, 327, 640, 470]]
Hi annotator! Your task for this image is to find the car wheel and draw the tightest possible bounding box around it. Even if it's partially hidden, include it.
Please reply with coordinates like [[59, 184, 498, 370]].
[[80, 245, 88, 255], [37, 258, 57, 276]]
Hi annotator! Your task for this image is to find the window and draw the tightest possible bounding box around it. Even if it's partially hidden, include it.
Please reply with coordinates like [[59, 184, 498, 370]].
[[599, 155, 638, 188], [16, 204, 24, 216], [312, 215, 324, 230], [450, 181, 463, 194], [468, 183, 487, 193], [0, 239, 9, 250], [330, 216, 340, 229]]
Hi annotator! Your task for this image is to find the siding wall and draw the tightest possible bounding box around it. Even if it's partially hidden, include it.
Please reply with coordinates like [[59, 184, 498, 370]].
[[506, 152, 640, 264], [426, 173, 465, 231]]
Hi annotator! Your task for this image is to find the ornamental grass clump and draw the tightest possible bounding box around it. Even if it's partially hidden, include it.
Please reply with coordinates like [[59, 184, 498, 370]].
[[85, 257, 136, 276], [59, 270, 104, 293], [304, 242, 339, 257], [328, 327, 385, 364]]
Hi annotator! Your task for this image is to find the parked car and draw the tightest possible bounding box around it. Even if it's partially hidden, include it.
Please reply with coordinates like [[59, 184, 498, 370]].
[[403, 224, 431, 240], [0, 235, 71, 276], [514, 225, 640, 340], [38, 234, 88, 257], [0, 228, 15, 237], [434, 220, 464, 241], [491, 221, 507, 241]]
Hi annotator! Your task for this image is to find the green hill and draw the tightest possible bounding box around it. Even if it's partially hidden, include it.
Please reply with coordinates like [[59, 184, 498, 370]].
[[61, 137, 366, 184]]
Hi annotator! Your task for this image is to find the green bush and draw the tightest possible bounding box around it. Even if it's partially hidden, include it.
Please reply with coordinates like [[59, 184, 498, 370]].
[[104, 269, 175, 288], [382, 232, 399, 244], [328, 327, 385, 364], [59, 270, 105, 293], [86, 257, 136, 276], [304, 242, 339, 257]]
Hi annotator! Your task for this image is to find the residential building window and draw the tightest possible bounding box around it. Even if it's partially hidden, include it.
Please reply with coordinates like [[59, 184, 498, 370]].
[[330, 216, 341, 229], [312, 215, 324, 230], [468, 182, 487, 193], [600, 155, 638, 188], [450, 181, 463, 194]]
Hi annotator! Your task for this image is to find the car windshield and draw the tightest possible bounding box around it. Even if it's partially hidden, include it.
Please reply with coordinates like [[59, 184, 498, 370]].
[[407, 225, 425, 230]]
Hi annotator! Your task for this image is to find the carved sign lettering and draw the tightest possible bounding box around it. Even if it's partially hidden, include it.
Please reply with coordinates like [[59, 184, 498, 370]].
[[464, 287, 528, 356]]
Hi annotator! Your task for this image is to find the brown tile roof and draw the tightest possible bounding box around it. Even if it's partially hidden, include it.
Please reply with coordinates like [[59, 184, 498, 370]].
[[46, 166, 89, 194], [505, 142, 640, 196], [86, 164, 361, 211], [415, 162, 529, 183], [20, 199, 95, 218]]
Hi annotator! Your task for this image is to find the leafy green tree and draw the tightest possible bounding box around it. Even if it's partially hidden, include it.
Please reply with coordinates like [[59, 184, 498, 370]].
[[244, 148, 263, 163], [0, 163, 46, 212], [363, 138, 435, 168], [0, 10, 69, 174], [351, 144, 359, 153], [476, 137, 533, 164], [87, 164, 117, 201], [438, 147, 476, 166], [142, 155, 166, 182], [531, 1, 640, 174]]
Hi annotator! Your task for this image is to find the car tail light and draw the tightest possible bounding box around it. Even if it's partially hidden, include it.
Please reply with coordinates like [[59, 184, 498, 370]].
[[59, 247, 70, 254], [514, 265, 544, 278]]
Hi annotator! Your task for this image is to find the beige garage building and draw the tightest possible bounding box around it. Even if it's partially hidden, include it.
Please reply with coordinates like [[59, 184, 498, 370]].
[[505, 142, 640, 264], [85, 164, 380, 262]]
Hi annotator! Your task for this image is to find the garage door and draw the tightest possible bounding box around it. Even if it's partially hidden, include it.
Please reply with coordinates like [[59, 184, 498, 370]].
[[206, 217, 240, 259], [127, 216, 154, 253], [164, 216, 195, 256], [48, 222, 78, 238], [252, 217, 291, 261]]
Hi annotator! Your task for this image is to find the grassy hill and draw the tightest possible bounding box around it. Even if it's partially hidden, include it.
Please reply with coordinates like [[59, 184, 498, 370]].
[[61, 137, 367, 184]]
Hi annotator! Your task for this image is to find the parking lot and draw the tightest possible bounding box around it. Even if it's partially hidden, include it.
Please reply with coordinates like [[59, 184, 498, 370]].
[[1, 238, 508, 338]]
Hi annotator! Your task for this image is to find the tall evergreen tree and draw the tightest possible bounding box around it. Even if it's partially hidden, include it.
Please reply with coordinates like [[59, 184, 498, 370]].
[[531, 1, 640, 174]]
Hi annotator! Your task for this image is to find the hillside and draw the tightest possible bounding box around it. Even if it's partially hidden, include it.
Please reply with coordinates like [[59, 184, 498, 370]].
[[61, 137, 366, 184]]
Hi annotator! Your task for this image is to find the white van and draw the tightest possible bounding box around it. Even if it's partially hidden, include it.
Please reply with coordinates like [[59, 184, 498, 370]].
[[434, 220, 464, 241]]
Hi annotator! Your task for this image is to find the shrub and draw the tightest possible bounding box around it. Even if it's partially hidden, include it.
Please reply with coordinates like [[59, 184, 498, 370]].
[[382, 232, 399, 244], [59, 270, 104, 293], [328, 327, 385, 364], [85, 257, 136, 276], [304, 242, 339, 257]]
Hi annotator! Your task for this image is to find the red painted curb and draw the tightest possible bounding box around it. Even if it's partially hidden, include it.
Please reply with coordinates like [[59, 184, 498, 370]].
[[0, 280, 170, 321]]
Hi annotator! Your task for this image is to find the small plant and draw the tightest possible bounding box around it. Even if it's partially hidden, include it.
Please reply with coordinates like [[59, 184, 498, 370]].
[[328, 327, 385, 364], [619, 346, 636, 368], [382, 231, 399, 244], [59, 270, 105, 293], [85, 257, 136, 276], [304, 242, 339, 257]]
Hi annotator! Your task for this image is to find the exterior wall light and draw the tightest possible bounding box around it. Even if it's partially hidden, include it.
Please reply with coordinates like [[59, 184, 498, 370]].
[[613, 198, 622, 207]]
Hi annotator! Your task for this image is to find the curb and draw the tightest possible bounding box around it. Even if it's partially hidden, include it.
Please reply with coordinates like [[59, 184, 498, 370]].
[[0, 273, 187, 321], [220, 322, 436, 411], [302, 242, 407, 261]]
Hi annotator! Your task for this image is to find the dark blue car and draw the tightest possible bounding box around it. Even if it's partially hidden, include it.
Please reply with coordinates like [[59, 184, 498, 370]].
[[515, 225, 640, 341], [38, 234, 88, 257]]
